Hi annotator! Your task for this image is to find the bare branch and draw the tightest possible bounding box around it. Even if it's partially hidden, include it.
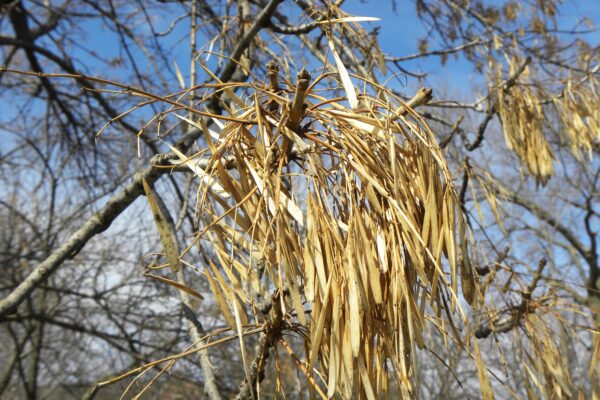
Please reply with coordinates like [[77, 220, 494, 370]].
[[475, 258, 548, 339]]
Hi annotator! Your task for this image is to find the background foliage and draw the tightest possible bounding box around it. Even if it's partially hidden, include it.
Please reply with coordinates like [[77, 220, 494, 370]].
[[0, 0, 599, 398]]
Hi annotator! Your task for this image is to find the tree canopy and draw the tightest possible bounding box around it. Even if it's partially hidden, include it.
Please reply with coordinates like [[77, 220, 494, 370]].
[[0, 0, 599, 398]]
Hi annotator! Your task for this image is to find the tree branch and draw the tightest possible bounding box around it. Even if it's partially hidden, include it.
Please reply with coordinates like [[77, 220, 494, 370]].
[[0, 156, 165, 316], [217, 0, 282, 84], [0, 0, 283, 317], [475, 258, 547, 339], [234, 292, 283, 400], [142, 180, 222, 400], [485, 178, 591, 265]]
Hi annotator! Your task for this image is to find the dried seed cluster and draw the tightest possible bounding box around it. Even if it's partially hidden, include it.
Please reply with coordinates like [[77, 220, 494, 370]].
[[175, 66, 478, 398]]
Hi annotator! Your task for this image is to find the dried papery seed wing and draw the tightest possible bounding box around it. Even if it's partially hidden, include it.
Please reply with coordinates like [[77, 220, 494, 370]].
[[142, 179, 182, 273], [174, 114, 220, 142], [209, 237, 247, 299], [375, 227, 388, 273], [308, 274, 333, 372], [345, 248, 362, 357], [473, 338, 495, 400], [173, 61, 186, 90], [358, 352, 376, 400], [340, 318, 355, 398], [327, 295, 341, 398], [245, 160, 305, 227], [145, 273, 204, 300], [523, 366, 542, 400], [329, 110, 387, 137], [204, 269, 236, 330], [288, 273, 307, 325], [232, 297, 252, 398], [328, 39, 359, 110], [363, 240, 383, 303], [164, 142, 231, 200]]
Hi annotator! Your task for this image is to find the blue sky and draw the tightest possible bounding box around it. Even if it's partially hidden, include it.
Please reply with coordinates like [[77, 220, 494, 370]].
[[341, 0, 600, 93], [46, 0, 600, 102]]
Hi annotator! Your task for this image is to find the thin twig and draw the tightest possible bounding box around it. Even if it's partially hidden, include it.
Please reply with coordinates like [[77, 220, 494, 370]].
[[475, 258, 548, 339]]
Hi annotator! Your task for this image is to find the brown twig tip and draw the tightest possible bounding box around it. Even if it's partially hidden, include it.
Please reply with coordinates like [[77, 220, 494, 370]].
[[266, 60, 280, 92], [280, 68, 312, 159], [392, 86, 433, 121], [266, 60, 279, 74], [288, 68, 312, 130], [407, 87, 433, 110], [296, 68, 311, 87], [416, 87, 433, 102]]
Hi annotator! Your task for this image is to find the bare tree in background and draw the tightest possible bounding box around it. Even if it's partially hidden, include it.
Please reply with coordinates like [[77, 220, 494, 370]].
[[0, 0, 599, 398]]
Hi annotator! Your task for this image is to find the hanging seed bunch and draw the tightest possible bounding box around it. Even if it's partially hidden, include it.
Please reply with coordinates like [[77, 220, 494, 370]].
[[520, 314, 575, 398], [494, 58, 555, 186], [173, 61, 478, 398], [493, 54, 600, 186], [553, 76, 600, 160]]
